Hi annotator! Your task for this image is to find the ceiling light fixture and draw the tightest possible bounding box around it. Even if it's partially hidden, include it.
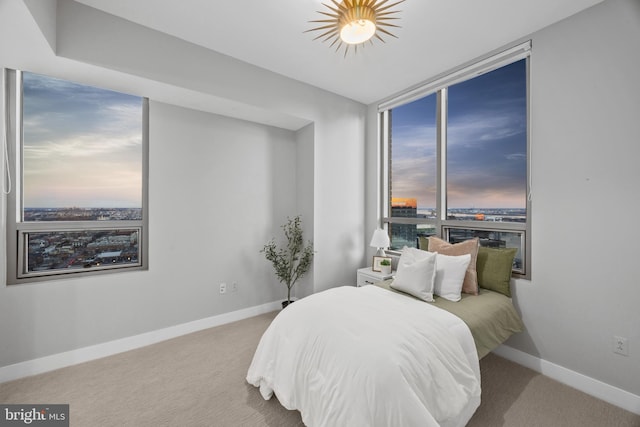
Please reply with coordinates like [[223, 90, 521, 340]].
[[306, 0, 405, 56]]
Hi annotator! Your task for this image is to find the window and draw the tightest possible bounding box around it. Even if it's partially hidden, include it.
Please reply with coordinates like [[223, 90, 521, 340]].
[[4, 70, 149, 284], [379, 42, 531, 277]]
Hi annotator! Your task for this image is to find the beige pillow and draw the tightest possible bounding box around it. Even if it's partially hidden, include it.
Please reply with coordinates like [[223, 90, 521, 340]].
[[428, 236, 480, 295]]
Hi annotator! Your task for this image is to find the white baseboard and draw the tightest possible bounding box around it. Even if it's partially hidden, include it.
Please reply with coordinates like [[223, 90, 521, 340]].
[[0, 301, 281, 384], [493, 344, 640, 415]]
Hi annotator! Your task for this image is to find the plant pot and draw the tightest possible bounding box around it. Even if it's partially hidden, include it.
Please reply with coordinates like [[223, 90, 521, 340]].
[[282, 300, 294, 309], [381, 265, 392, 275]]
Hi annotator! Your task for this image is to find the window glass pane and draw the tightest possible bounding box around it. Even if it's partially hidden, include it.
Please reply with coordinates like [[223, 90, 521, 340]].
[[446, 228, 524, 273], [389, 222, 416, 250], [390, 94, 437, 218], [22, 72, 143, 220], [446, 59, 527, 222], [389, 221, 436, 251], [24, 229, 140, 274]]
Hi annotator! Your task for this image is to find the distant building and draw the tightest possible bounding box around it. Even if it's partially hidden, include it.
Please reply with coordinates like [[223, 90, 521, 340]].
[[391, 197, 417, 211], [391, 197, 418, 248], [92, 250, 123, 265]]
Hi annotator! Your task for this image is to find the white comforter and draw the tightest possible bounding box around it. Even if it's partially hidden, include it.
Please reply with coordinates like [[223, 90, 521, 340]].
[[246, 285, 481, 427]]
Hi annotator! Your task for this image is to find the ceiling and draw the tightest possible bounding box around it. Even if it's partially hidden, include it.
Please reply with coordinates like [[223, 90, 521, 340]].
[[74, 0, 603, 105]]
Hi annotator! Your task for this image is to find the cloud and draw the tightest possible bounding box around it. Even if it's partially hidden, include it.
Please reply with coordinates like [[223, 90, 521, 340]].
[[22, 72, 143, 208], [390, 117, 438, 206], [448, 109, 526, 146], [390, 111, 526, 208], [23, 133, 141, 159], [506, 153, 526, 161]]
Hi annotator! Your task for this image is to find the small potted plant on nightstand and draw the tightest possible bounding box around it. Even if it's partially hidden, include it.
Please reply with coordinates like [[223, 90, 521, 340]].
[[261, 215, 314, 308], [379, 258, 392, 275]]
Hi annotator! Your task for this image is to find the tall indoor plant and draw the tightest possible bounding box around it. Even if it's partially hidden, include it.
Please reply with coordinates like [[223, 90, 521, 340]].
[[261, 216, 314, 308]]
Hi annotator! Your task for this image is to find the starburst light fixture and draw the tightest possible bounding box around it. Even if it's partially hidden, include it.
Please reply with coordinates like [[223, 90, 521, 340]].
[[306, 0, 405, 56]]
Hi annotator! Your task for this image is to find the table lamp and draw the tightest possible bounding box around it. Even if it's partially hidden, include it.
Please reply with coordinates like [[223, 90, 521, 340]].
[[370, 228, 390, 257]]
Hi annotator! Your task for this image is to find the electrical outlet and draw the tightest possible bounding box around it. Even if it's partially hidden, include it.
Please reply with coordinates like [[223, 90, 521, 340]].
[[219, 283, 227, 294], [613, 336, 628, 356], [231, 282, 238, 293]]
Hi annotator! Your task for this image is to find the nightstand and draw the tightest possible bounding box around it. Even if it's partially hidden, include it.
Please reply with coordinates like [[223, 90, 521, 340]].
[[356, 267, 394, 287]]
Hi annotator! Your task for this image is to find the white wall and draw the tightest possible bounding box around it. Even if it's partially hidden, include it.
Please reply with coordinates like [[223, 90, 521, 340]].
[[0, 0, 366, 369], [365, 0, 640, 399], [148, 102, 299, 316], [0, 98, 300, 367], [511, 0, 640, 397], [294, 123, 315, 300]]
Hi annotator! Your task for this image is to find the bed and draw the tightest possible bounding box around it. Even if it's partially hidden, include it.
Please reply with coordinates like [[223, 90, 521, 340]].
[[246, 282, 522, 427], [247, 242, 524, 426]]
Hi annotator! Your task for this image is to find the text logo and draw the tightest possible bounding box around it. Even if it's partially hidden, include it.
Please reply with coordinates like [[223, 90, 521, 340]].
[[0, 405, 68, 427]]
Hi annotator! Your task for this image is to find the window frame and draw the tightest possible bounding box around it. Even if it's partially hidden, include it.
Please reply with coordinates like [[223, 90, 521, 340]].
[[378, 42, 531, 279], [4, 69, 149, 285]]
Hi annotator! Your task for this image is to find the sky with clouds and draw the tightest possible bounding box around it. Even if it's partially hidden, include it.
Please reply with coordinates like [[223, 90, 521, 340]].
[[391, 59, 527, 209], [22, 72, 143, 208]]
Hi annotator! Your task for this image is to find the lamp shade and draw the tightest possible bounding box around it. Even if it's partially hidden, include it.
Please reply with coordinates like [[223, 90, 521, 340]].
[[340, 19, 376, 44], [369, 228, 390, 249]]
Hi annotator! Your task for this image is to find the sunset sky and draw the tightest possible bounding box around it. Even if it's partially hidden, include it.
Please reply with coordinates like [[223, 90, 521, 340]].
[[22, 72, 143, 209], [391, 59, 527, 209], [22, 61, 524, 211]]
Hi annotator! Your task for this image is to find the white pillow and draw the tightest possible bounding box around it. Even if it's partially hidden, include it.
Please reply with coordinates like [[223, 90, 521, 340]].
[[390, 247, 437, 302], [434, 253, 471, 302]]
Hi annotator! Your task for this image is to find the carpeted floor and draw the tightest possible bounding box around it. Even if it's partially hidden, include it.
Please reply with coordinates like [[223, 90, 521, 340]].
[[0, 311, 638, 426]]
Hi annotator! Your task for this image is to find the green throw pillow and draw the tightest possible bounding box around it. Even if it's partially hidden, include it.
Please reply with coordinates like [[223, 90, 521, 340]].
[[418, 236, 429, 251], [476, 247, 517, 297]]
